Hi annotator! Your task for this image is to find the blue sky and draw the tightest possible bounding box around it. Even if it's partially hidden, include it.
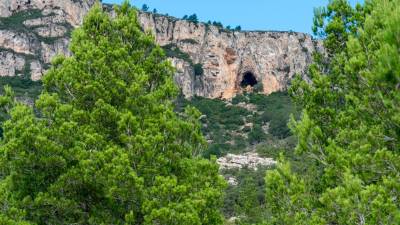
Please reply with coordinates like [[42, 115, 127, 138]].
[[102, 0, 363, 34]]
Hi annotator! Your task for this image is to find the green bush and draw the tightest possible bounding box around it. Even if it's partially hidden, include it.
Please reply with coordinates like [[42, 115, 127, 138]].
[[0, 76, 42, 100], [231, 94, 248, 104], [176, 92, 298, 157], [248, 124, 267, 144], [180, 38, 198, 44], [253, 82, 264, 93], [221, 167, 271, 224], [161, 44, 193, 64], [248, 92, 299, 138], [0, 9, 42, 31], [193, 63, 204, 76]]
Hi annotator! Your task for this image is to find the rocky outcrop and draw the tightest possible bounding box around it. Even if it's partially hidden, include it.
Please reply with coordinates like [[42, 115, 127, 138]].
[[217, 152, 276, 170], [0, 0, 95, 27], [139, 13, 322, 98], [0, 0, 322, 98], [0, 51, 25, 77], [0, 0, 94, 80]]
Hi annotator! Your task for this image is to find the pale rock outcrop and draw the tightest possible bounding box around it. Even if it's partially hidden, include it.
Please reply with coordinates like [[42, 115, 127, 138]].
[[0, 30, 35, 55], [0, 0, 90, 80], [217, 152, 276, 170], [40, 38, 70, 64], [227, 177, 238, 186], [0, 51, 25, 77], [0, 0, 96, 27], [30, 60, 43, 81], [23, 11, 67, 27]]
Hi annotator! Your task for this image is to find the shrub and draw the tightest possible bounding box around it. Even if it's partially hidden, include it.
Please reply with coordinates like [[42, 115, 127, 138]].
[[248, 124, 267, 144], [193, 63, 204, 76], [0, 9, 42, 31], [253, 82, 264, 93], [186, 14, 198, 23], [141, 4, 149, 12], [161, 44, 193, 64], [0, 76, 42, 100]]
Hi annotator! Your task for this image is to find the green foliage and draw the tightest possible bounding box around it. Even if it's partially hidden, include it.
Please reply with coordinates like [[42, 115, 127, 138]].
[[244, 92, 299, 138], [183, 14, 199, 23], [253, 82, 263, 93], [0, 9, 42, 31], [177, 92, 298, 159], [141, 4, 149, 12], [265, 0, 400, 224], [0, 77, 42, 100], [180, 38, 199, 44], [161, 43, 193, 64], [222, 168, 268, 224], [248, 124, 266, 144], [0, 2, 225, 224], [188, 14, 199, 23], [220, 136, 303, 224], [193, 63, 204, 76], [161, 43, 204, 77], [182, 96, 249, 157], [212, 21, 224, 28], [234, 26, 242, 31], [264, 157, 317, 225], [312, 0, 366, 56]]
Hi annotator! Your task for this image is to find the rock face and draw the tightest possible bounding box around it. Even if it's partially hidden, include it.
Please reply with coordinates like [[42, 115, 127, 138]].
[[0, 0, 321, 98], [0, 0, 94, 80], [139, 13, 322, 98], [217, 152, 276, 170]]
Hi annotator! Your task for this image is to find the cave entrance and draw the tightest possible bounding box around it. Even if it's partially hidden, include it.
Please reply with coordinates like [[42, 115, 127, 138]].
[[240, 72, 258, 88]]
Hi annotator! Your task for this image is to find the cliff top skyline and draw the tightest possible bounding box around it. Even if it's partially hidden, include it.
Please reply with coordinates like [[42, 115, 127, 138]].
[[103, 0, 363, 34]]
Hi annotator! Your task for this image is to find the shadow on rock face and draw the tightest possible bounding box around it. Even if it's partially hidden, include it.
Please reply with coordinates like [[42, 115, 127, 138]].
[[240, 71, 257, 88]]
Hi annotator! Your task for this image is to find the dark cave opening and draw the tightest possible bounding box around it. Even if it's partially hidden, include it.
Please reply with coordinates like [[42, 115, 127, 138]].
[[240, 72, 258, 88]]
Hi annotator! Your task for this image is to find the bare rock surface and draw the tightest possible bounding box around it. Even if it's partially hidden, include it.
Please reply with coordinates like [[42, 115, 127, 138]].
[[0, 51, 25, 77], [0, 0, 322, 98], [217, 152, 276, 170]]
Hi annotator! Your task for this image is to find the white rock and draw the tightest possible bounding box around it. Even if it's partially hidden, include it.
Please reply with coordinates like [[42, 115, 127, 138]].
[[35, 25, 68, 38], [0, 30, 35, 55], [227, 177, 238, 186], [0, 51, 25, 77], [30, 60, 43, 81], [217, 152, 276, 170]]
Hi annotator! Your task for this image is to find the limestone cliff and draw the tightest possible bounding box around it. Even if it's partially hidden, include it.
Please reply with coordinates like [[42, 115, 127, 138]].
[[0, 0, 322, 98]]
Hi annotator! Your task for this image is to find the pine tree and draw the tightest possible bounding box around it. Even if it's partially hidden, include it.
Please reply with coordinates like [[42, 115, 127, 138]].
[[187, 14, 199, 23], [265, 0, 400, 224], [0, 2, 225, 224], [141, 4, 149, 12]]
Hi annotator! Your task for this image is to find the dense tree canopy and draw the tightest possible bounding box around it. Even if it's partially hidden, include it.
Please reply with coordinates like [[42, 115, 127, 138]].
[[265, 0, 400, 224], [0, 2, 225, 224]]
